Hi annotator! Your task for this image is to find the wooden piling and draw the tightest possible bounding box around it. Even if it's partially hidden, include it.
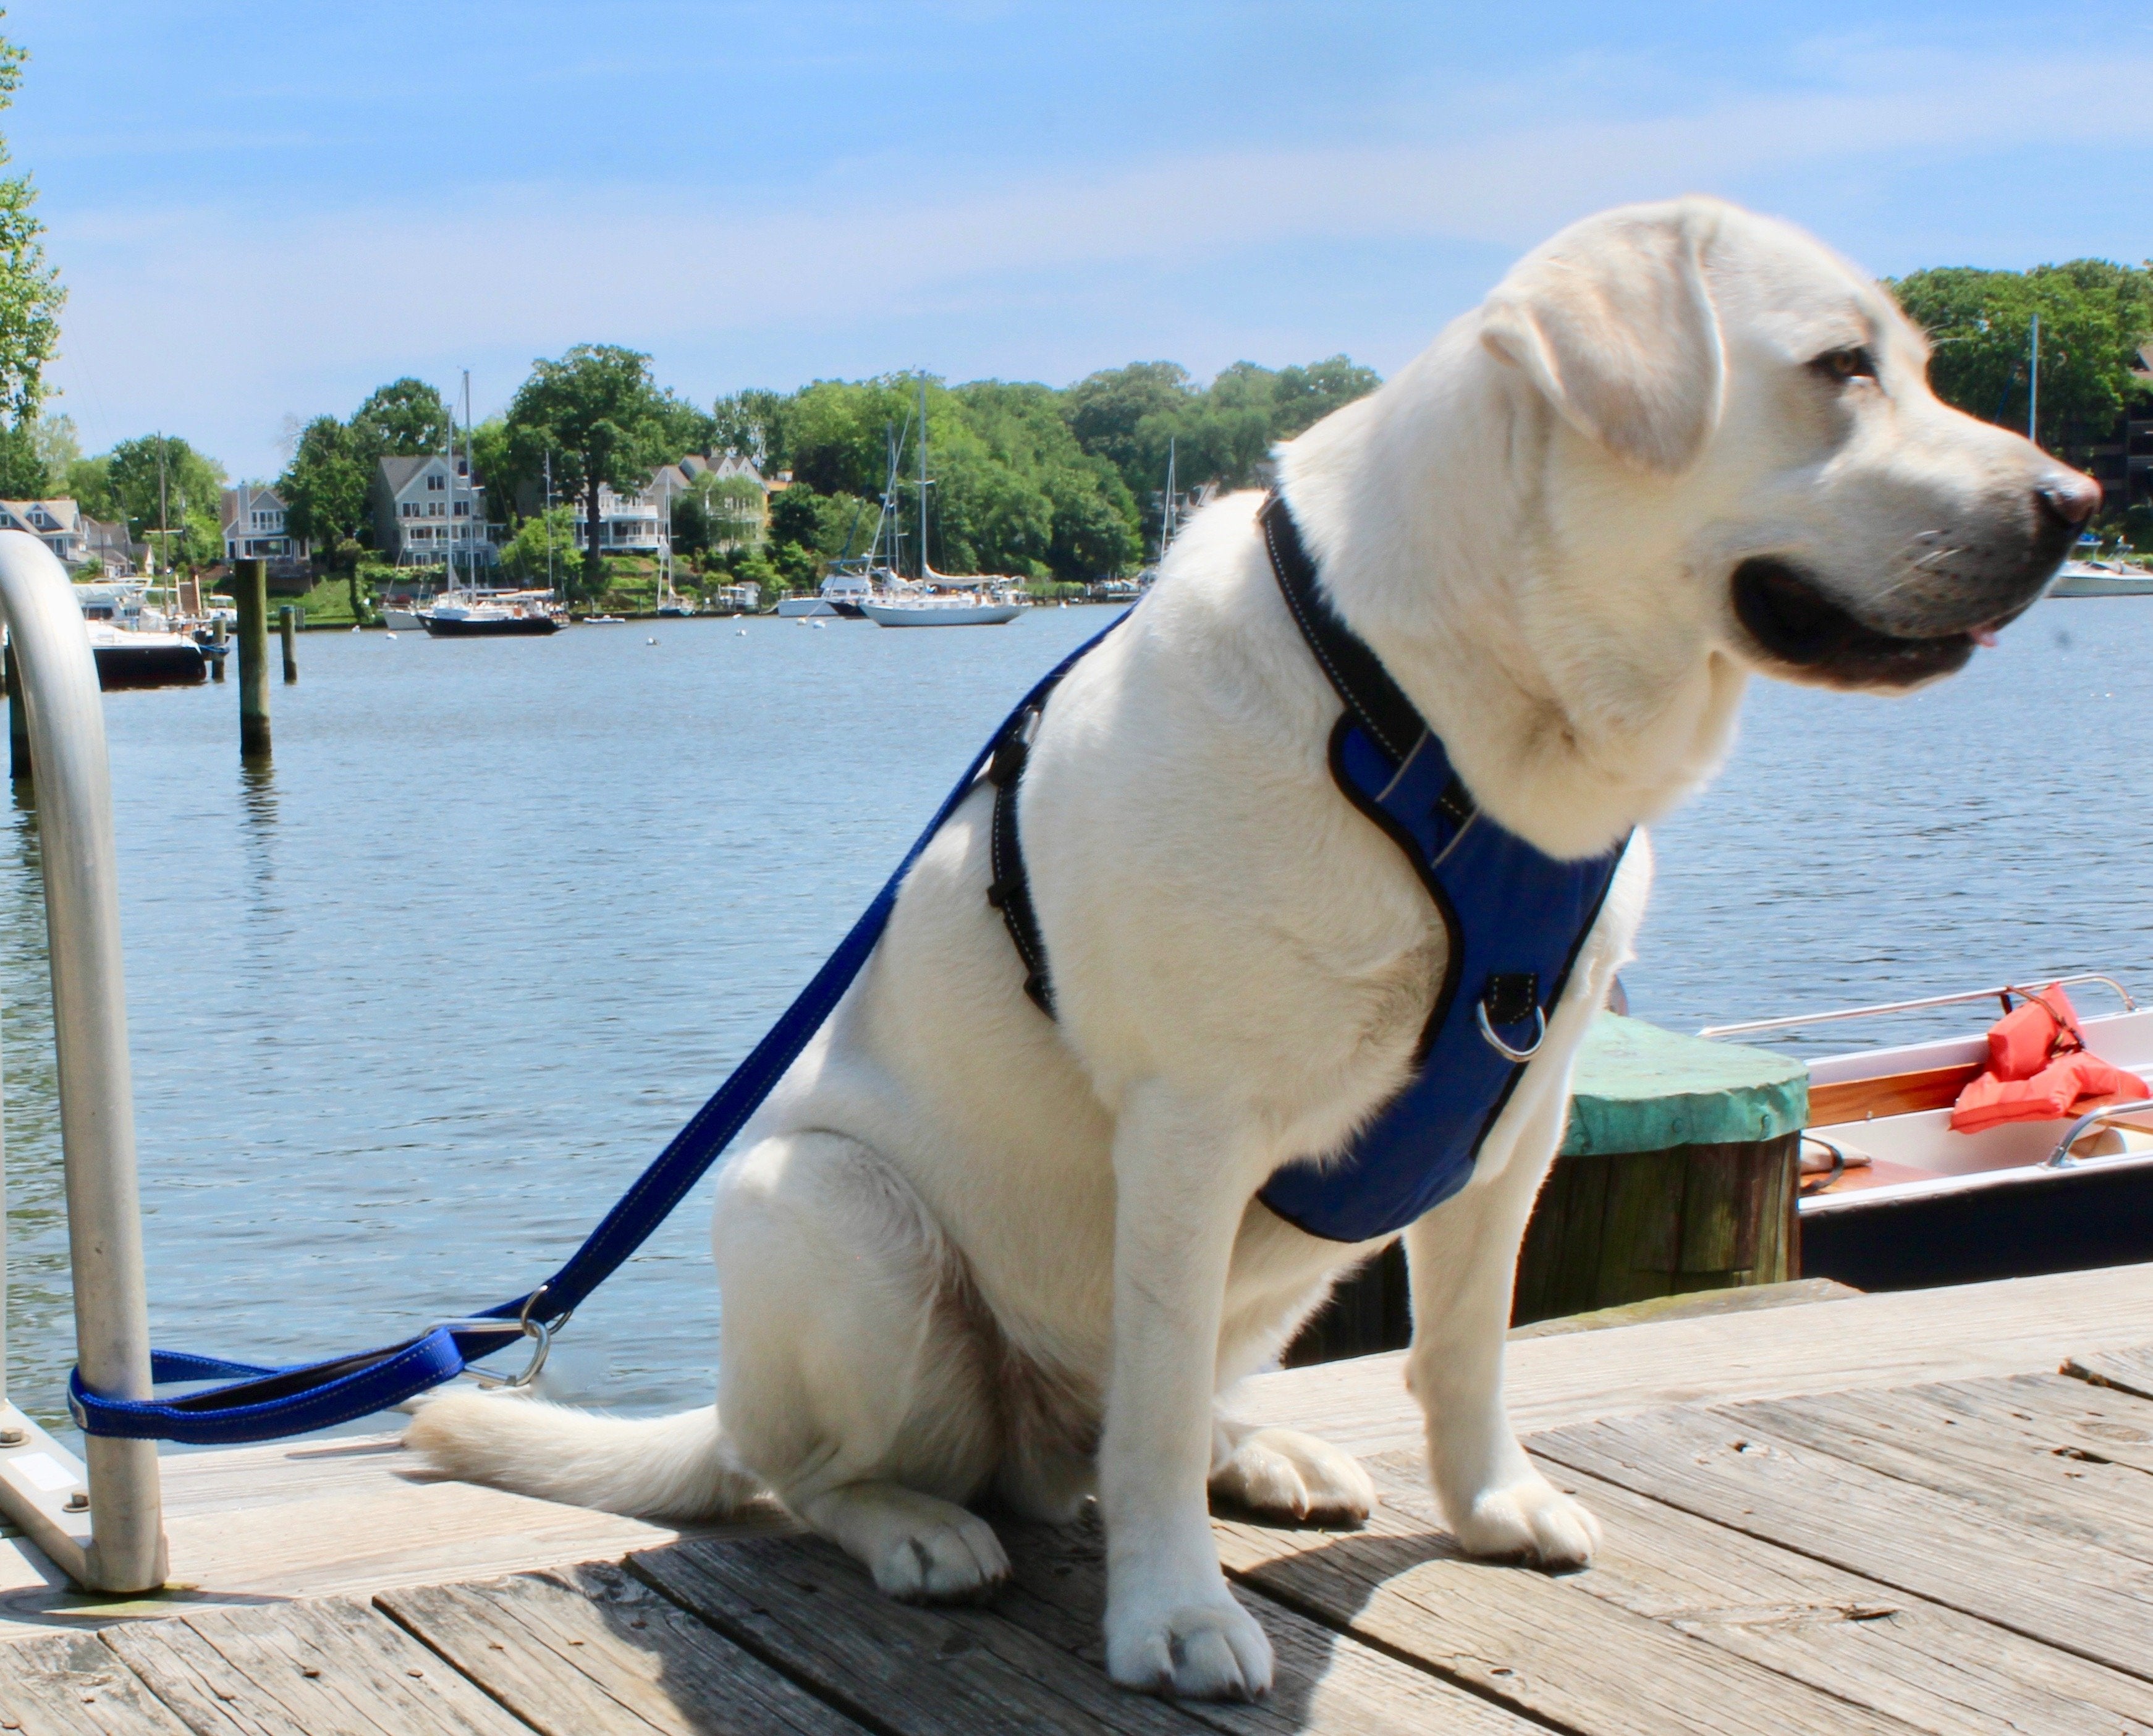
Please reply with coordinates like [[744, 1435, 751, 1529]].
[[1285, 1013, 1809, 1363], [211, 617, 226, 682], [235, 559, 270, 757], [279, 605, 297, 684], [4, 640, 27, 782]]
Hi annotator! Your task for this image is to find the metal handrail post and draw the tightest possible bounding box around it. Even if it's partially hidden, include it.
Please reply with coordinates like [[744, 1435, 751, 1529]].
[[0, 531, 166, 1591]]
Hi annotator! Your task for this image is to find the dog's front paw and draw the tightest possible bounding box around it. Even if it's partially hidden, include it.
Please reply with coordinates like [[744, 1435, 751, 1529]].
[[1210, 1426, 1374, 1525], [866, 1509, 1010, 1603], [1448, 1470, 1600, 1569], [1106, 1589, 1273, 1701]]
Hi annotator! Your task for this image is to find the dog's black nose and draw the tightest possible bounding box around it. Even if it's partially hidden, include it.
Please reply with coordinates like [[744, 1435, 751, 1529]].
[[2037, 473, 2102, 528]]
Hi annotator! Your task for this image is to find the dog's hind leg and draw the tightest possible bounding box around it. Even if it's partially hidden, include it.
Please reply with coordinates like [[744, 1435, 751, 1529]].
[[711, 1129, 1009, 1601], [1402, 1088, 1599, 1569]]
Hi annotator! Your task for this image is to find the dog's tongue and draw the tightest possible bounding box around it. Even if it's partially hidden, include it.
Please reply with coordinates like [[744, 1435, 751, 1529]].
[[1971, 625, 2000, 648]]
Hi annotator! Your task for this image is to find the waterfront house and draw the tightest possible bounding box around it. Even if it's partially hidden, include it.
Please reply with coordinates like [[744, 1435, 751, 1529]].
[[569, 468, 675, 559], [0, 497, 88, 567], [220, 485, 313, 592], [370, 454, 501, 572], [81, 515, 145, 578]]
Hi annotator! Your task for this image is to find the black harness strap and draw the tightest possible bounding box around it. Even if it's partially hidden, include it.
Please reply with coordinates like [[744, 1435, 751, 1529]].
[[986, 696, 1058, 1015], [986, 492, 1461, 1021], [1258, 494, 1436, 774]]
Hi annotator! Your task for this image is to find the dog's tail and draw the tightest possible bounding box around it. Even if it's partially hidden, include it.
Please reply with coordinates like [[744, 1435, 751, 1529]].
[[403, 1390, 761, 1522]]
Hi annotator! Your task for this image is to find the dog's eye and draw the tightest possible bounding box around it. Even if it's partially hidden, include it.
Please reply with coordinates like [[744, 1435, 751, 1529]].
[[1811, 346, 1877, 383]]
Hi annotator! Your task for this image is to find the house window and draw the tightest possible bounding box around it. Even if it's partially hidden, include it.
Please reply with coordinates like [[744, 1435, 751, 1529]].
[[428, 501, 444, 517], [427, 473, 446, 491], [453, 501, 468, 517]]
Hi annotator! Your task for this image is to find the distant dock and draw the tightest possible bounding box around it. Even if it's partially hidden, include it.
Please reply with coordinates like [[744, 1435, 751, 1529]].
[[0, 1262, 2147, 1734]]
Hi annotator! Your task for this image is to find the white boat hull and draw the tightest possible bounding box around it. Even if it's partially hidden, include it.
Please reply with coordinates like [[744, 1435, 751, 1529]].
[[775, 598, 837, 618], [2051, 572, 2153, 598], [858, 600, 1022, 627], [382, 607, 429, 632]]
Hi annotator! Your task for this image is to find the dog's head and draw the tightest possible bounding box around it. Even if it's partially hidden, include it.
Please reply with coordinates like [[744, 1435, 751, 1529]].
[[1478, 198, 2097, 693]]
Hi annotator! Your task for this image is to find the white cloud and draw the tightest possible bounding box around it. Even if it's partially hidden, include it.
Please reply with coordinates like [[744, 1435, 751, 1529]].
[[44, 48, 2153, 475]]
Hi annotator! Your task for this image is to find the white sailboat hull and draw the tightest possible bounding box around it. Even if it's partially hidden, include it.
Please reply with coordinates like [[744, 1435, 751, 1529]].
[[858, 600, 1022, 627]]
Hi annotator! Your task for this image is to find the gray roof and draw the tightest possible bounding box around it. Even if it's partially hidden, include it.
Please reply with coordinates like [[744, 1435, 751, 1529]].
[[376, 455, 434, 491]]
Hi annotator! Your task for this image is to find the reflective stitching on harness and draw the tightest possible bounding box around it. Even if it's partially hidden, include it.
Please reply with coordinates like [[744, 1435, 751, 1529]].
[[1374, 731, 1431, 805], [1263, 506, 1415, 763]]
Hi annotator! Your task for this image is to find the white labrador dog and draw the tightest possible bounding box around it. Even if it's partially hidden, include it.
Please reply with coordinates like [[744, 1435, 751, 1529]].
[[411, 197, 2096, 1700]]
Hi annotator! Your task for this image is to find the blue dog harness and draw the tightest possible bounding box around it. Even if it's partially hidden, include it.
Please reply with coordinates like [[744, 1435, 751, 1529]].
[[989, 494, 1627, 1244]]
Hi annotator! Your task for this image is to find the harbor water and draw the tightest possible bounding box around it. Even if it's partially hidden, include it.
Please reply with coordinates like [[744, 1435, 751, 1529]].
[[4, 599, 2150, 1433]]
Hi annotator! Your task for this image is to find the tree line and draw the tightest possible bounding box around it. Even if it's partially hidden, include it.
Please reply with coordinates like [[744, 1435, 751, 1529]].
[[260, 349, 1384, 602]]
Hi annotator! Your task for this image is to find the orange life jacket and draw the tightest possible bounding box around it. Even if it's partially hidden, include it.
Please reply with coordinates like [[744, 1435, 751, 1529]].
[[1948, 984, 2147, 1133]]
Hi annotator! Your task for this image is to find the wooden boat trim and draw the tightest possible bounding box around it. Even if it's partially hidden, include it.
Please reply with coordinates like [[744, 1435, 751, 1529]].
[[1808, 1063, 1984, 1126]]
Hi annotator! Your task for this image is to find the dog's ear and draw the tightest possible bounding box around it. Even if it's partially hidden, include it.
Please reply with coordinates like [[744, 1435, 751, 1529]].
[[1479, 202, 1725, 475]]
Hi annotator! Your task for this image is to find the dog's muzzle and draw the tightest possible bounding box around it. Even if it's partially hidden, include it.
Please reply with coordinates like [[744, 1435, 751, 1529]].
[[1730, 557, 2007, 689]]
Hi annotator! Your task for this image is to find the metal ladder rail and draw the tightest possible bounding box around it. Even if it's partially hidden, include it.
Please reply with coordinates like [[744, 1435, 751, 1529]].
[[0, 530, 166, 1593]]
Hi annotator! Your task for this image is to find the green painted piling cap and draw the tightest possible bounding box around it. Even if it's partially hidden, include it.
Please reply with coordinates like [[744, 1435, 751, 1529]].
[[1560, 1013, 1808, 1156]]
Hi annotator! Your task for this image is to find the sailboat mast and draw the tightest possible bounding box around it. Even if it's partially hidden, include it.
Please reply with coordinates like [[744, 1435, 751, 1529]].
[[2028, 313, 2041, 447], [462, 370, 475, 590], [918, 376, 929, 583]]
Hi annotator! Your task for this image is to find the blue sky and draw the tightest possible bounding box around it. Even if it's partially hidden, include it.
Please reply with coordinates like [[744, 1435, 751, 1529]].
[[11, 1, 2153, 481]]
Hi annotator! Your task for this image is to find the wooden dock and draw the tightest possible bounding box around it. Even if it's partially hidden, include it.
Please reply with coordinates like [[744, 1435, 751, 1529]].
[[0, 1263, 2149, 1734]]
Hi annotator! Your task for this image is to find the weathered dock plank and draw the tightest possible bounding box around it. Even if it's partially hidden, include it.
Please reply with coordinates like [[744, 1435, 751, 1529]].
[[1371, 1449, 2153, 1736], [632, 1533, 1216, 1736], [2066, 1341, 2153, 1402], [989, 1512, 1542, 1735], [1233, 1263, 2153, 1457], [378, 1561, 865, 1736], [1913, 1370, 2153, 1477], [102, 1596, 528, 1736], [1211, 1495, 1922, 1735], [1730, 1386, 2153, 1562], [0, 1633, 192, 1735], [1531, 1401, 2153, 1682]]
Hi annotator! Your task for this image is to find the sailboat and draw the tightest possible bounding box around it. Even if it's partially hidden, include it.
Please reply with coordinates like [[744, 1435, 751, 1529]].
[[420, 373, 565, 638], [858, 379, 1023, 628]]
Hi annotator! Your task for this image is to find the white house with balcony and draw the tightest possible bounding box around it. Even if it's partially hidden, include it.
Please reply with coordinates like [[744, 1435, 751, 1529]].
[[0, 498, 88, 566], [570, 466, 679, 557], [370, 455, 500, 570]]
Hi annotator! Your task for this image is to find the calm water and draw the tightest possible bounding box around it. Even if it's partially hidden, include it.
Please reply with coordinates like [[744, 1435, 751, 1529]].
[[3, 599, 2149, 1434]]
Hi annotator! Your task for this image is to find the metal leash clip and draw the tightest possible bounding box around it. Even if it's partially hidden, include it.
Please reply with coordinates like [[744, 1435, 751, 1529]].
[[457, 1285, 574, 1391]]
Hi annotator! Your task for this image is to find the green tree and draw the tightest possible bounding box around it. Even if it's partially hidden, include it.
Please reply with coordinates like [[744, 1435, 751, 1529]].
[[0, 19, 61, 460], [64, 451, 113, 519], [497, 504, 578, 588], [1892, 262, 2153, 459], [277, 415, 369, 549], [504, 345, 674, 597], [694, 472, 765, 553], [104, 434, 225, 568], [766, 482, 822, 548], [351, 377, 451, 458], [713, 388, 792, 472], [1062, 362, 1194, 494]]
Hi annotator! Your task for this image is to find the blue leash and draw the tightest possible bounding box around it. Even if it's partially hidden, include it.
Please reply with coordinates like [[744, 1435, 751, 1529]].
[[70, 617, 1125, 1446]]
